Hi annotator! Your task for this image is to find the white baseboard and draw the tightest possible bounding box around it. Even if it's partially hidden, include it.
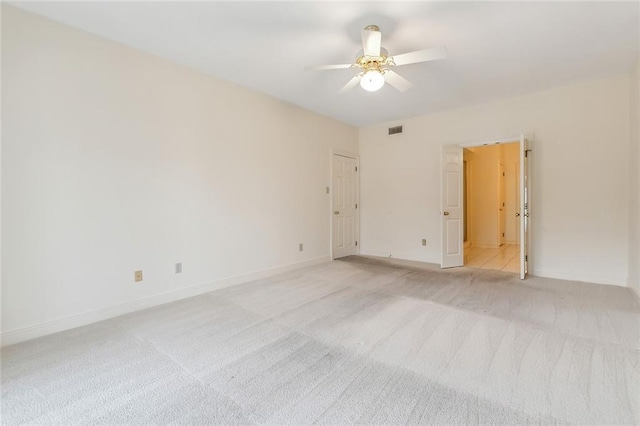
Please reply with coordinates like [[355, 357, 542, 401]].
[[531, 267, 627, 287], [359, 249, 393, 259], [361, 249, 629, 289], [0, 256, 330, 348], [359, 254, 440, 270], [359, 249, 436, 264]]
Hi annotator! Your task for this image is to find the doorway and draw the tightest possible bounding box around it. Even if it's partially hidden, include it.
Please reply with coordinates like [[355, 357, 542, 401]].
[[441, 135, 530, 279], [331, 151, 359, 259], [463, 143, 520, 273]]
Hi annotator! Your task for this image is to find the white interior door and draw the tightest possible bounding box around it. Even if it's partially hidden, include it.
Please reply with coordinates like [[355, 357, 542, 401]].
[[519, 135, 530, 279], [441, 145, 464, 268], [332, 154, 358, 259]]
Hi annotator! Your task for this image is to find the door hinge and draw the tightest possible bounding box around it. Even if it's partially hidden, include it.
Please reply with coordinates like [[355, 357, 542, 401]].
[[355, 203, 358, 209], [502, 233, 505, 237], [355, 166, 358, 172], [525, 255, 528, 261], [355, 241, 358, 247]]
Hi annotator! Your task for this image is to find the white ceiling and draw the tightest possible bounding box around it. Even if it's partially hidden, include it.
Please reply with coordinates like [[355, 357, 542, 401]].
[[11, 1, 640, 127]]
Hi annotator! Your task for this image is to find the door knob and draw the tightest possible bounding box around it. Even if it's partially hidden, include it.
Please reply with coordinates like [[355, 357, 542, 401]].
[[515, 213, 520, 217], [334, 211, 340, 215], [443, 211, 450, 216]]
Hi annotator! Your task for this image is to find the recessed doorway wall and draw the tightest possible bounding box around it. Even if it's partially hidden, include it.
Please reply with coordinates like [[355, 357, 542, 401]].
[[463, 142, 520, 272]]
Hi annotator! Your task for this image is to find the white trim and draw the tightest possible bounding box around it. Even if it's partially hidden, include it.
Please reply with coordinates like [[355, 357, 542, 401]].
[[0, 256, 330, 347], [359, 254, 439, 269], [360, 250, 628, 288], [331, 149, 359, 159], [532, 267, 627, 288], [359, 249, 428, 263], [519, 135, 527, 279], [330, 149, 360, 260], [359, 249, 393, 258], [458, 135, 522, 148]]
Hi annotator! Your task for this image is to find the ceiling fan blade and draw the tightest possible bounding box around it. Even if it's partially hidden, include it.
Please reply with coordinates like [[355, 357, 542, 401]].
[[390, 47, 447, 66], [384, 70, 413, 92], [339, 73, 363, 94], [305, 63, 354, 71], [361, 29, 382, 57]]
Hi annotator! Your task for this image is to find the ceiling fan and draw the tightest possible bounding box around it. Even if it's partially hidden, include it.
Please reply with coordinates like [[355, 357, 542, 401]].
[[306, 25, 447, 93]]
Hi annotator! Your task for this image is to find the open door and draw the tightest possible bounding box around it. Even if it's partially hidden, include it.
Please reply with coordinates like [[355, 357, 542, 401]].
[[519, 135, 530, 279], [441, 145, 464, 268]]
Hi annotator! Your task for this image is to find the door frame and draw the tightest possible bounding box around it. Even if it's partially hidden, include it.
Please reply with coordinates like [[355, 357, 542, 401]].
[[330, 149, 360, 260], [441, 134, 532, 277]]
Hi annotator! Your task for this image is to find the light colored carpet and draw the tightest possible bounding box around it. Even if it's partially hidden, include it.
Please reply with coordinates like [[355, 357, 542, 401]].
[[2, 256, 639, 425]]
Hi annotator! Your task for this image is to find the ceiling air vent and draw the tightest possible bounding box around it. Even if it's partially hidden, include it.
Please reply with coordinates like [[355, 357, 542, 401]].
[[388, 125, 403, 135]]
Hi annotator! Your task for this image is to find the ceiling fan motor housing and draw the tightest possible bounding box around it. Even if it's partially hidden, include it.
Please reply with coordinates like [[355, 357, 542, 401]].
[[356, 48, 391, 71]]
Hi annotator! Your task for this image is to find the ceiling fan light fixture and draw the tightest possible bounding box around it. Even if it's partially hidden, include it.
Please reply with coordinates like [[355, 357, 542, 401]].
[[360, 70, 385, 92], [306, 24, 447, 94]]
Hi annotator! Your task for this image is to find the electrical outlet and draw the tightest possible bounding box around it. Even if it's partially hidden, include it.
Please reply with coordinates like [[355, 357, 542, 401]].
[[422, 239, 427, 246], [134, 270, 143, 282], [175, 262, 182, 274], [299, 243, 303, 252]]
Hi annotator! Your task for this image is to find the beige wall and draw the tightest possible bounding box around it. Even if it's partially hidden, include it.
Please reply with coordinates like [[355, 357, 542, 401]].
[[1, 6, 358, 340], [360, 74, 630, 286], [630, 61, 639, 296]]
